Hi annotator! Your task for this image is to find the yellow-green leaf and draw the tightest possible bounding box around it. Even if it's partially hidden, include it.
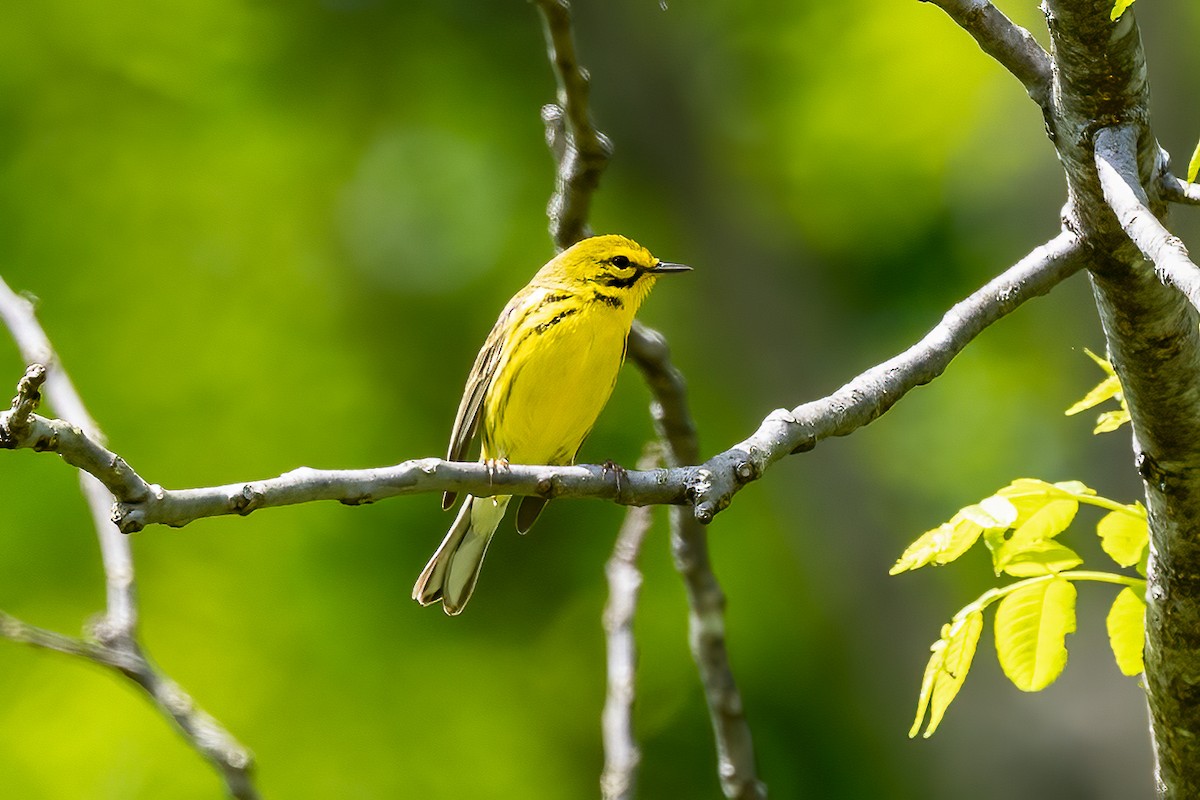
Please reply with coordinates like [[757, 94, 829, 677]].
[[997, 479, 1060, 528], [1082, 347, 1116, 376], [1013, 498, 1078, 541], [961, 496, 1018, 530], [995, 578, 1077, 691], [1189, 137, 1200, 184], [1094, 409, 1131, 434], [996, 479, 1087, 529], [1050, 480, 1094, 497], [1065, 374, 1123, 416], [1111, 0, 1137, 21], [999, 541, 1085, 577], [1098, 505, 1149, 568], [992, 499, 1080, 575], [1106, 587, 1146, 676], [1067, 350, 1129, 434], [910, 611, 984, 738], [891, 515, 986, 574]]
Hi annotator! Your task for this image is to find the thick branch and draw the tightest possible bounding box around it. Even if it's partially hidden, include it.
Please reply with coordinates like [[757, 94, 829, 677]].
[[1043, 2, 1200, 795], [1096, 125, 1200, 311], [1088, 260, 1200, 799], [688, 230, 1086, 520], [8, 232, 1084, 533], [922, 0, 1052, 110]]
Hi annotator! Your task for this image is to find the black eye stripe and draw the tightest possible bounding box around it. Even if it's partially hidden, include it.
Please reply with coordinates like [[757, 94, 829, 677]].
[[596, 271, 643, 289]]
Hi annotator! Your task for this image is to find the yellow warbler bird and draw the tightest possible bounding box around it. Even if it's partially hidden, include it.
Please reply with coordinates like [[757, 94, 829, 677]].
[[413, 234, 690, 615]]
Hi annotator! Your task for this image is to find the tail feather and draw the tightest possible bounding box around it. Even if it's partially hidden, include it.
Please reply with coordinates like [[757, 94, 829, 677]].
[[413, 495, 509, 615]]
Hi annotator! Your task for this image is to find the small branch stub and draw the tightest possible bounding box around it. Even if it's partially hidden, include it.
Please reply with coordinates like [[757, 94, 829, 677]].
[[3, 363, 48, 443]]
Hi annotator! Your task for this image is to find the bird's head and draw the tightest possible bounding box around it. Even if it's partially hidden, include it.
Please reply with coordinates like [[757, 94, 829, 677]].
[[537, 234, 690, 308]]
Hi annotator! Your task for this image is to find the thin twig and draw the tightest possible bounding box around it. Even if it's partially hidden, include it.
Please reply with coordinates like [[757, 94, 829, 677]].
[[601, 448, 662, 800], [1160, 174, 1200, 205], [0, 281, 142, 636], [921, 0, 1052, 110], [629, 328, 766, 800], [534, 0, 613, 250], [532, 4, 763, 794], [1095, 125, 1200, 311], [3, 363, 45, 440], [0, 611, 140, 671], [0, 278, 258, 799], [0, 610, 257, 798]]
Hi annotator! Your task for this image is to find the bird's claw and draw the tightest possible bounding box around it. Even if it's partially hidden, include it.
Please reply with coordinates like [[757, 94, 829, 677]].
[[601, 459, 628, 497], [485, 457, 511, 483]]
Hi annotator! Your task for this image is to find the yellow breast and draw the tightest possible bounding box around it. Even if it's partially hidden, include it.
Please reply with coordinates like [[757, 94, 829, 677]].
[[481, 289, 634, 465]]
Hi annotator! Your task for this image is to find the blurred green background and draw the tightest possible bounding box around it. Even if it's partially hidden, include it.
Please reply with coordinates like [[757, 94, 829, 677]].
[[1, 1, 1196, 798]]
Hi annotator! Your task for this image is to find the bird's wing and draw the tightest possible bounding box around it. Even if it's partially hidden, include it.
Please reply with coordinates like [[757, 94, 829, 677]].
[[441, 292, 529, 510]]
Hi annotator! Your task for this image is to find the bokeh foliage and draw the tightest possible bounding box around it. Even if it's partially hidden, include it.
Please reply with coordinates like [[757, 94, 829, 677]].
[[2, 1, 1197, 798]]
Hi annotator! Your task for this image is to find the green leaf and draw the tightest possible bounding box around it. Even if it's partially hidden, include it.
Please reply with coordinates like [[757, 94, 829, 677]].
[[1110, 0, 1137, 21], [1098, 505, 1149, 568], [1106, 587, 1146, 676], [995, 578, 1077, 691], [910, 611, 984, 738], [1189, 137, 1200, 184]]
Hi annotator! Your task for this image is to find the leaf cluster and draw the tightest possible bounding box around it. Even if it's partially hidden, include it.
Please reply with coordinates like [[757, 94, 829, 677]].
[[893, 478, 1147, 737]]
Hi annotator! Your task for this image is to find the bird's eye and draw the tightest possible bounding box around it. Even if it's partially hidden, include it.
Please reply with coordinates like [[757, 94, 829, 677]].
[[611, 255, 630, 268]]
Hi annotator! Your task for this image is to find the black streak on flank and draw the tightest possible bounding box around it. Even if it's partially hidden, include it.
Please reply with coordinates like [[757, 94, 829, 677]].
[[592, 290, 624, 309], [536, 307, 580, 334]]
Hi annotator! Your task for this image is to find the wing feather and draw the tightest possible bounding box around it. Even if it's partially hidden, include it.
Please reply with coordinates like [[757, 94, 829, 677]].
[[441, 289, 538, 509]]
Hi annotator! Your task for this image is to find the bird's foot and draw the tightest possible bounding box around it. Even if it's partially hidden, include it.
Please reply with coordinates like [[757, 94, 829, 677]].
[[485, 457, 511, 483], [601, 460, 628, 497]]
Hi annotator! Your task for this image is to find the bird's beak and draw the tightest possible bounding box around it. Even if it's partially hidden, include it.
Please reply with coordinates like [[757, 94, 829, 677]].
[[653, 260, 692, 274]]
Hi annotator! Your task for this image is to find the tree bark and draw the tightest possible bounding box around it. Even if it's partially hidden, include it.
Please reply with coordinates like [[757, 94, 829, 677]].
[[1044, 1, 1200, 794]]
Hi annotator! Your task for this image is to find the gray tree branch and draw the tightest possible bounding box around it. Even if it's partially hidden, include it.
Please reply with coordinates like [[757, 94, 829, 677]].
[[601, 449, 660, 800], [0, 3, 1110, 797], [1159, 173, 1200, 206], [1096, 125, 1200, 311], [0, 282, 257, 799], [3, 232, 1084, 535], [531, 5, 764, 795], [921, 0, 1052, 110], [1040, 1, 1200, 794], [627, 328, 765, 800], [534, 0, 612, 250]]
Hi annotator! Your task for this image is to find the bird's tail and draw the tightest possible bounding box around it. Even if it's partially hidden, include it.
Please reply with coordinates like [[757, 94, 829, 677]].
[[412, 495, 510, 615]]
